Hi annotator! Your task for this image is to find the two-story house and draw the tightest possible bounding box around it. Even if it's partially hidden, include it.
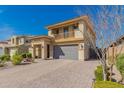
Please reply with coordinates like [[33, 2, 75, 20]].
[[30, 16, 96, 60]]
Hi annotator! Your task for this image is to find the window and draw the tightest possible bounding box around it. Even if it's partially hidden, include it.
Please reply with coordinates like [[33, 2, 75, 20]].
[[54, 29, 59, 34], [72, 23, 79, 30], [25, 40, 30, 43], [56, 30, 59, 34], [12, 38, 14, 44], [19, 38, 24, 44], [64, 27, 69, 38]]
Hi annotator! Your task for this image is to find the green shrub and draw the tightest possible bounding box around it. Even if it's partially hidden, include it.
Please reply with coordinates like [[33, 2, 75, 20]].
[[0, 54, 10, 62], [21, 53, 27, 58], [0, 54, 10, 67], [12, 54, 23, 65], [95, 65, 103, 81], [21, 53, 32, 58], [94, 81, 124, 88], [95, 65, 110, 81], [26, 53, 32, 58], [116, 54, 124, 76]]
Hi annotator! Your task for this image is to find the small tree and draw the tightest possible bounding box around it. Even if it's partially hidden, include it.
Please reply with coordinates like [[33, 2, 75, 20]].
[[76, 5, 124, 81]]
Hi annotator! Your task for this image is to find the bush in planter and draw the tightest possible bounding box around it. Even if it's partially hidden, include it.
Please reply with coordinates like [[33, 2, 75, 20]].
[[26, 53, 32, 58], [95, 65, 103, 81], [0, 54, 10, 67], [0, 54, 10, 62], [21, 53, 32, 59], [21, 53, 27, 58], [12, 54, 23, 65], [95, 65, 110, 81]]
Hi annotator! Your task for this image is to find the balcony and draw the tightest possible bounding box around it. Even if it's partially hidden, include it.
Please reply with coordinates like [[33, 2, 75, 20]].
[[54, 30, 83, 40]]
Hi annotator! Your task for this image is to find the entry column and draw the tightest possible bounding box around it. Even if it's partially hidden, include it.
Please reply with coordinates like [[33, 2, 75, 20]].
[[32, 44, 36, 58], [41, 41, 46, 59]]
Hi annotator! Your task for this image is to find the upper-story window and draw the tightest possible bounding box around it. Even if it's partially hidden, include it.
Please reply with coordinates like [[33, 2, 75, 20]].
[[53, 29, 59, 35], [72, 23, 79, 30], [64, 27, 69, 38], [19, 38, 24, 44], [25, 40, 30, 43], [12, 38, 14, 44]]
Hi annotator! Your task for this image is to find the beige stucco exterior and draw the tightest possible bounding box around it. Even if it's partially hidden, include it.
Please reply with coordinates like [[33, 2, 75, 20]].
[[20, 16, 95, 61], [30, 36, 53, 59], [0, 42, 10, 56], [1, 35, 33, 58], [46, 16, 96, 61]]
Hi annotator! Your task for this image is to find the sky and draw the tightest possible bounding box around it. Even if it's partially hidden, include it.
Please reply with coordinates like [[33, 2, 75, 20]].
[[0, 5, 82, 40], [0, 5, 124, 45], [0, 5, 101, 41]]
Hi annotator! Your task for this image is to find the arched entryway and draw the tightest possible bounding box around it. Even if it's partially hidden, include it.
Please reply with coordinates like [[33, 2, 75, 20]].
[[31, 36, 53, 59]]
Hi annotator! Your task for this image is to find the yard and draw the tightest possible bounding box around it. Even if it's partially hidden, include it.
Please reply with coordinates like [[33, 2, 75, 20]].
[[0, 59, 98, 88]]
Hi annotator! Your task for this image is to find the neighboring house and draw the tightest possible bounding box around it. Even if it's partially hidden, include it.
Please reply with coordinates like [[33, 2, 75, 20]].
[[30, 16, 96, 60], [9, 35, 33, 57], [0, 41, 10, 56], [106, 35, 124, 60], [2, 35, 34, 58]]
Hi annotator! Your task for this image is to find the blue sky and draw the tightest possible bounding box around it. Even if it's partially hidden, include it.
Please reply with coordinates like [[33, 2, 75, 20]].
[[0, 5, 76, 40], [0, 5, 99, 40], [0, 5, 123, 43]]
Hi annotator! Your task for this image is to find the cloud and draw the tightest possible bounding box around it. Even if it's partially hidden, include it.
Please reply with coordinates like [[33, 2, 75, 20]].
[[0, 24, 15, 40]]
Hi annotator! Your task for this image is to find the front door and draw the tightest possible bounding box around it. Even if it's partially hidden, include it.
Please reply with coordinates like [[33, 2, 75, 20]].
[[47, 44, 50, 58]]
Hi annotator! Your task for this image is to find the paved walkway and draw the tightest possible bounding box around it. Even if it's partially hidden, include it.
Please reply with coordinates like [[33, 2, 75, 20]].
[[0, 59, 99, 88]]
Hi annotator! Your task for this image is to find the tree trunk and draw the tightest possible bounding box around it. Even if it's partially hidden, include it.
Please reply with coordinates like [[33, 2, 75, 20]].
[[102, 59, 107, 81], [109, 64, 113, 81], [102, 65, 107, 81]]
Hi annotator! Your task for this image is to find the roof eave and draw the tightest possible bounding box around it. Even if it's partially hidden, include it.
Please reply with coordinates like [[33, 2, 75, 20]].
[[46, 16, 88, 29]]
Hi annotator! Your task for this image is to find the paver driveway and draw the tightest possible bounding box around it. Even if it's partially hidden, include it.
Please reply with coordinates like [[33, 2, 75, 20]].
[[0, 59, 99, 88]]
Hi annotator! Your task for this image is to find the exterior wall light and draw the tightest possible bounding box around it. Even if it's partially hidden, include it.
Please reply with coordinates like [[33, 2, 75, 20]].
[[79, 44, 83, 50], [81, 44, 83, 49]]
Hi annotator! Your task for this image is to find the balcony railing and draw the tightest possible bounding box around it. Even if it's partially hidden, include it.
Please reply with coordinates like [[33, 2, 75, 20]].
[[53, 30, 83, 40], [54, 31, 74, 39]]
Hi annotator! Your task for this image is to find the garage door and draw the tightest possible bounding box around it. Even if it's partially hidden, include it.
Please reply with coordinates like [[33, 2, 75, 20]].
[[0, 47, 4, 56], [54, 45, 78, 60], [10, 48, 17, 57]]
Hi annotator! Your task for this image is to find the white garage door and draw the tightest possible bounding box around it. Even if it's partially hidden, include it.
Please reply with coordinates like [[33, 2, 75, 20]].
[[54, 45, 78, 60]]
